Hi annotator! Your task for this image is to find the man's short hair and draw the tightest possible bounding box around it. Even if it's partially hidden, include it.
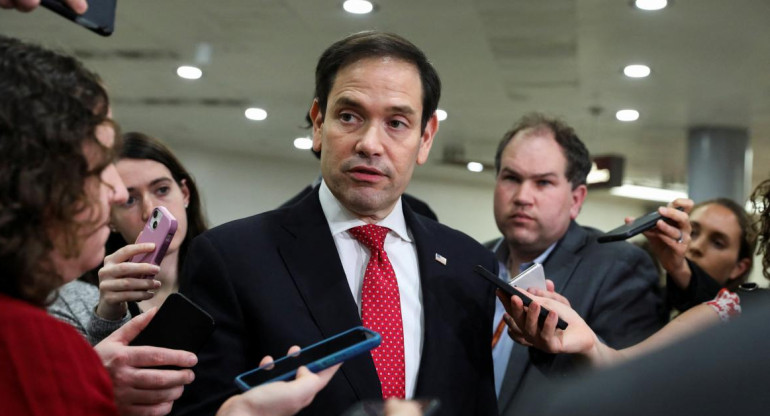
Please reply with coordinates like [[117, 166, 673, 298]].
[[494, 113, 591, 189], [313, 31, 441, 134]]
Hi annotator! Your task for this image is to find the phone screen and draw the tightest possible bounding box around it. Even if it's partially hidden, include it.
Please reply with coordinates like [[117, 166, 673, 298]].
[[237, 327, 380, 388]]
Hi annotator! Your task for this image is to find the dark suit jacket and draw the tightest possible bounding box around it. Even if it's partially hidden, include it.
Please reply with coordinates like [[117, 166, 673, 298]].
[[517, 302, 770, 416], [174, 188, 498, 415], [497, 221, 665, 415]]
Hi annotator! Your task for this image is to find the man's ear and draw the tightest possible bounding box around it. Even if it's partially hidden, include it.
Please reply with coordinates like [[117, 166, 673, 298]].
[[309, 99, 324, 153], [416, 113, 439, 165], [569, 184, 588, 220]]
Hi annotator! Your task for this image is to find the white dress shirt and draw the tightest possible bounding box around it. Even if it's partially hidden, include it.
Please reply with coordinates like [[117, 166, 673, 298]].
[[318, 180, 424, 398]]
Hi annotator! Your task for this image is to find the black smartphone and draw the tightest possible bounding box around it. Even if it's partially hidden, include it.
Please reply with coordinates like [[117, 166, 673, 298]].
[[40, 0, 117, 36], [234, 327, 381, 390], [129, 293, 215, 359], [474, 265, 568, 330], [341, 398, 440, 416], [597, 207, 683, 243]]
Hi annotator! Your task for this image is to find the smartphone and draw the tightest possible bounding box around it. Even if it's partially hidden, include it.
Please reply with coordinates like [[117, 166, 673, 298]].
[[474, 265, 568, 330], [129, 292, 215, 357], [508, 263, 547, 291], [130, 206, 178, 277], [40, 0, 117, 36], [235, 326, 381, 390], [341, 398, 440, 416], [597, 207, 683, 243]]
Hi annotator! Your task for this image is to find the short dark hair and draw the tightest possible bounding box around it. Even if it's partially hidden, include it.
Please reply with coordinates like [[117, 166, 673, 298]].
[[494, 113, 591, 189], [692, 198, 757, 287], [105, 132, 208, 273], [0, 35, 110, 306], [313, 31, 441, 134]]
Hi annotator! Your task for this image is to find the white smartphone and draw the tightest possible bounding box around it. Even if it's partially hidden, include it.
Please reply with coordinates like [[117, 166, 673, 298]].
[[508, 263, 547, 291]]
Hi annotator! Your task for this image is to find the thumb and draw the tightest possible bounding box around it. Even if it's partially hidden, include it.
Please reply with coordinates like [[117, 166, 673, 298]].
[[104, 307, 158, 344]]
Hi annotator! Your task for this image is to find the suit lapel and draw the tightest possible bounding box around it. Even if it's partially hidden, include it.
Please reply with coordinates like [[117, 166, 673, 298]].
[[403, 206, 445, 395], [277, 189, 381, 399]]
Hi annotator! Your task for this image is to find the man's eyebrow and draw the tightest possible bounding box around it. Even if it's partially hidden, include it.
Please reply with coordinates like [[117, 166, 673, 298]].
[[499, 167, 559, 178], [332, 96, 364, 110]]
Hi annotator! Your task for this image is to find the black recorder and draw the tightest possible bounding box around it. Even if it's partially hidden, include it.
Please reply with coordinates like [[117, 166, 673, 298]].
[[598, 207, 684, 243], [474, 265, 568, 330]]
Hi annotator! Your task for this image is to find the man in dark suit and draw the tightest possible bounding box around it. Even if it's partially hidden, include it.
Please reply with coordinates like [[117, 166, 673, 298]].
[[489, 114, 664, 415], [175, 31, 498, 415]]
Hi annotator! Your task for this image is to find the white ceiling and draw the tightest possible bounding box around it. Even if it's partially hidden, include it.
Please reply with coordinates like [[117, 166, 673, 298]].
[[2, 0, 769, 190]]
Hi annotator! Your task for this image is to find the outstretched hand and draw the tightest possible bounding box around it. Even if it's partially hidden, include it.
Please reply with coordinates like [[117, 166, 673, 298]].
[[217, 346, 341, 416], [637, 198, 694, 288], [94, 308, 198, 416], [497, 289, 597, 358]]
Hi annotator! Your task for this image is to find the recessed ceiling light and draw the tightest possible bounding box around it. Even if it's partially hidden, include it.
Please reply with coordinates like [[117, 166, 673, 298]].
[[436, 109, 448, 121], [466, 162, 484, 173], [623, 64, 651, 78], [634, 0, 667, 11], [294, 137, 313, 150], [616, 109, 640, 122], [343, 0, 373, 14], [177, 65, 202, 80], [245, 107, 267, 121]]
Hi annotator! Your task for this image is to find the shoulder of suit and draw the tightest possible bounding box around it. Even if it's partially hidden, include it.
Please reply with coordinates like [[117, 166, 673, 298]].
[[569, 223, 649, 258]]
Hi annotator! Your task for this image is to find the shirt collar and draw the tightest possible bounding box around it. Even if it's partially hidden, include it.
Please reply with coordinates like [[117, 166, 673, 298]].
[[493, 237, 558, 277], [319, 179, 412, 243]]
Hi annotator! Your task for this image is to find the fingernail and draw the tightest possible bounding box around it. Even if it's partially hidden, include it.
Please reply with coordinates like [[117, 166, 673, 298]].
[[153, 280, 161, 288], [187, 354, 198, 366]]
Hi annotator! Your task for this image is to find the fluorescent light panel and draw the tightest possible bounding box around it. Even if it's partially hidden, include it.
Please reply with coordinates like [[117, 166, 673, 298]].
[[610, 184, 687, 202]]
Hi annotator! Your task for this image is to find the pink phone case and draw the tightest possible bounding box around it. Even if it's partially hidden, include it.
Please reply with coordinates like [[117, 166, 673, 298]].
[[130, 206, 178, 277]]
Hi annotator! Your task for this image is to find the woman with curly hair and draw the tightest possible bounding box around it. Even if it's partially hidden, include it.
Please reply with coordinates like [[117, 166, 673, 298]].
[[0, 35, 337, 416]]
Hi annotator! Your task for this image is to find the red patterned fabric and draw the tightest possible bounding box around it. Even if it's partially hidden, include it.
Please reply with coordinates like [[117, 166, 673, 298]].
[[0, 293, 117, 415], [706, 288, 742, 323], [349, 224, 406, 399]]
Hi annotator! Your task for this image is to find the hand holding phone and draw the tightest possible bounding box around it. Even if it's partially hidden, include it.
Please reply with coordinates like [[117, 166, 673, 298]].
[[475, 265, 568, 330], [597, 207, 684, 243], [130, 206, 178, 277], [235, 327, 381, 390]]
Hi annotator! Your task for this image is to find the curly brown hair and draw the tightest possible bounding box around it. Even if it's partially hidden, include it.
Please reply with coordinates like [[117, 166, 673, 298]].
[[0, 35, 112, 306], [750, 179, 770, 280]]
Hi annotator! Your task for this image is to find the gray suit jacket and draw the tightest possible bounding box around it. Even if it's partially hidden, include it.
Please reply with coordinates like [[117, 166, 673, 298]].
[[497, 221, 664, 415]]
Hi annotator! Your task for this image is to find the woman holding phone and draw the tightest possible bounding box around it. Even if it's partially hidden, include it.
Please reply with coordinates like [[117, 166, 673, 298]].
[[499, 180, 769, 367], [2, 34, 338, 416], [51, 132, 209, 343]]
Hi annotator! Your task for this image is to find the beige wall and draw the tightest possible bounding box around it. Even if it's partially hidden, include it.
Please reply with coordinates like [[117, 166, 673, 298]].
[[173, 146, 766, 287]]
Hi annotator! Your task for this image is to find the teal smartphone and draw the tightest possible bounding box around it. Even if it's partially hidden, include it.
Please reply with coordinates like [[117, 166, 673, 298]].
[[234, 326, 381, 390], [41, 0, 117, 36]]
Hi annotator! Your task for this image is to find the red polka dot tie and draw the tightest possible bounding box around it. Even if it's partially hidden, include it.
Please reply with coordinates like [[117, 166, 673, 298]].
[[349, 224, 406, 399]]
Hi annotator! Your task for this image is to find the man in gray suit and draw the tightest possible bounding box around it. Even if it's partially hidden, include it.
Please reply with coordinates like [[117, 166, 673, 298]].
[[490, 113, 664, 414]]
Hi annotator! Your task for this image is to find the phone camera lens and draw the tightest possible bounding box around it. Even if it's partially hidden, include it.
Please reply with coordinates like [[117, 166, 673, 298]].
[[153, 210, 159, 218], [152, 220, 158, 229]]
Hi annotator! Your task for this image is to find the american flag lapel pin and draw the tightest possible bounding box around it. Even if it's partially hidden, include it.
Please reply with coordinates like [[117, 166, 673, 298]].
[[435, 253, 447, 265]]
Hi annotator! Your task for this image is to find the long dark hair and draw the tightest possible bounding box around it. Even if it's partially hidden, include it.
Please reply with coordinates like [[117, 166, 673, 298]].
[[0, 35, 111, 306], [692, 198, 757, 288], [104, 132, 207, 274]]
